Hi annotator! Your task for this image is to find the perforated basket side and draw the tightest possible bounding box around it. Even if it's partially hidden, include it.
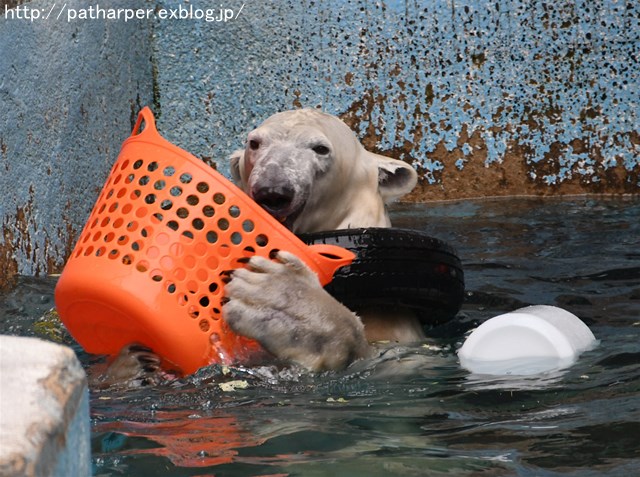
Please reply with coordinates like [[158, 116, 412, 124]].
[[56, 107, 354, 373]]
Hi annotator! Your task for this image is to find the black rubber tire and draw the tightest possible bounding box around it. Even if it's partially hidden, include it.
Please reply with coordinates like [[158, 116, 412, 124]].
[[298, 228, 465, 327]]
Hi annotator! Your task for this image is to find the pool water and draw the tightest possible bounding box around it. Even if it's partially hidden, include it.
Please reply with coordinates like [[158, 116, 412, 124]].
[[2, 197, 639, 476]]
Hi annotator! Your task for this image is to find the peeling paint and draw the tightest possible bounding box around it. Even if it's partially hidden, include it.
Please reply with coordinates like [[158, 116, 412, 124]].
[[0, 223, 19, 291], [1, 0, 639, 286], [0, 0, 154, 287], [154, 0, 639, 196]]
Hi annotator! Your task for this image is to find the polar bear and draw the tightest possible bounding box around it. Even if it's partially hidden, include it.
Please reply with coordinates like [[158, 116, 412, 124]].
[[222, 109, 421, 371], [104, 109, 422, 385]]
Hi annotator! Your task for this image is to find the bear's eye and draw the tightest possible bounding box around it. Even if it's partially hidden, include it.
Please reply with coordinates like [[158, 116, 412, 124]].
[[312, 144, 330, 155], [249, 139, 260, 150]]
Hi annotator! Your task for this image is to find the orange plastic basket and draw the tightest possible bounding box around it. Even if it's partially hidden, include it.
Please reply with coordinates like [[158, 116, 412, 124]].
[[55, 107, 354, 374]]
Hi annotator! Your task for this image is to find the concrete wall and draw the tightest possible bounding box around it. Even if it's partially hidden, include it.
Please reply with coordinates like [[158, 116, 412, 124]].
[[0, 0, 154, 288], [1, 0, 639, 287], [154, 0, 639, 199]]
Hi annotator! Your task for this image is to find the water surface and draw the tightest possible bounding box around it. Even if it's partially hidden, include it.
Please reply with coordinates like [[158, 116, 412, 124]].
[[2, 197, 639, 476]]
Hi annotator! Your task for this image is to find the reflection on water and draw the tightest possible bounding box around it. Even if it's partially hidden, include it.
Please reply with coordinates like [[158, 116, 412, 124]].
[[2, 197, 639, 476]]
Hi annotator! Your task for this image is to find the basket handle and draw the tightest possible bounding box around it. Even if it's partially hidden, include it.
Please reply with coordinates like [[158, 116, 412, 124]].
[[307, 244, 356, 286], [131, 107, 158, 137]]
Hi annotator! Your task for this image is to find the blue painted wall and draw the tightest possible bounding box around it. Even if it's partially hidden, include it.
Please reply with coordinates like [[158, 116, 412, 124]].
[[1, 0, 639, 283], [154, 0, 639, 195], [0, 0, 153, 284]]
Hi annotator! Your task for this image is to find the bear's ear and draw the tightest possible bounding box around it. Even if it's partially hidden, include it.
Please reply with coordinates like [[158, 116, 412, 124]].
[[371, 153, 418, 203], [229, 149, 244, 185]]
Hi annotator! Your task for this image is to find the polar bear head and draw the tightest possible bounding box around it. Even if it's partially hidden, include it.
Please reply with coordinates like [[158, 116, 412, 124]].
[[230, 109, 417, 233]]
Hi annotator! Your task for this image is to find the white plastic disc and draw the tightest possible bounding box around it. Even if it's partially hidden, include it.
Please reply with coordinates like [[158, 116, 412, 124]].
[[458, 305, 597, 375]]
